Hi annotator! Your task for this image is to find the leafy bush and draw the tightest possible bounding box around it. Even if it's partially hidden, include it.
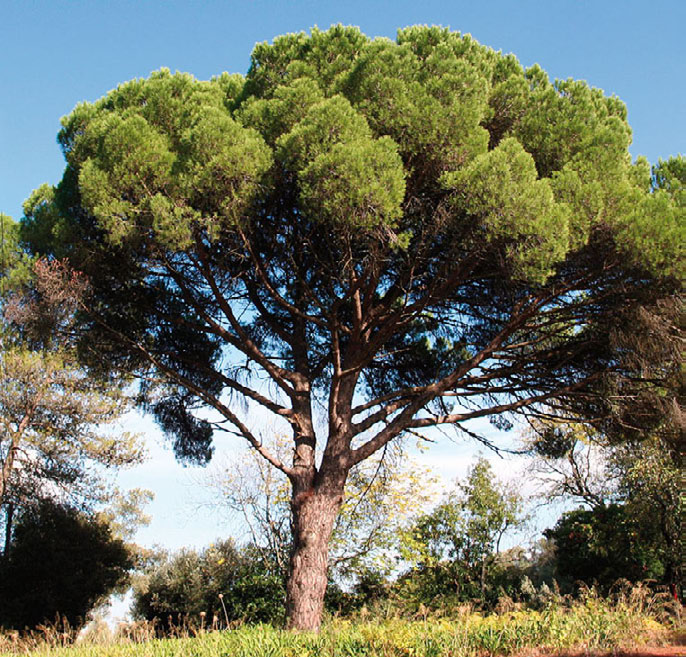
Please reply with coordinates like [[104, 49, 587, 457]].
[[544, 504, 667, 592], [0, 502, 132, 630], [132, 540, 285, 627]]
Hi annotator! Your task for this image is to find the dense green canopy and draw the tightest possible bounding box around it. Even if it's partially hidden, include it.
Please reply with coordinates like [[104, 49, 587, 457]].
[[25, 28, 682, 457]]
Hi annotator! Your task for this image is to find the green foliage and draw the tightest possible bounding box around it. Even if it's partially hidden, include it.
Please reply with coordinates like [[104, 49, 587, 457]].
[[442, 137, 569, 281], [611, 154, 686, 277], [0, 215, 33, 295], [132, 540, 285, 627], [400, 458, 527, 607], [544, 504, 667, 592], [0, 502, 133, 630], [653, 155, 686, 205]]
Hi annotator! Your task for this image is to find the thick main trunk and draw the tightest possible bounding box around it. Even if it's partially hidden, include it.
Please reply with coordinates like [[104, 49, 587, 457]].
[[286, 479, 344, 631]]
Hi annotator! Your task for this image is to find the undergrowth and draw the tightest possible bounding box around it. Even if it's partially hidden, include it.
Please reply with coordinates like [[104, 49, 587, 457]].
[[0, 586, 680, 657]]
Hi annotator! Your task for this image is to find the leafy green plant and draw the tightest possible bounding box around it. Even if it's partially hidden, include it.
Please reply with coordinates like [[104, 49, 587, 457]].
[[0, 503, 132, 631], [132, 540, 285, 628]]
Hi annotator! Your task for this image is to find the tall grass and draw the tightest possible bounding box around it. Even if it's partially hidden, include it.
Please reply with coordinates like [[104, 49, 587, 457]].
[[1, 586, 680, 657]]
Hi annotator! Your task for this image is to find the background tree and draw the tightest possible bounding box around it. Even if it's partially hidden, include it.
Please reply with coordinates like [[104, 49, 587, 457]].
[[204, 434, 436, 582], [0, 501, 133, 630], [22, 26, 683, 629], [96, 487, 155, 544], [0, 221, 146, 554], [400, 457, 527, 606], [529, 422, 682, 596]]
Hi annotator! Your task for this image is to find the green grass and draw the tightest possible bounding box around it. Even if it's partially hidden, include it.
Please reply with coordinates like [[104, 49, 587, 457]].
[[1, 600, 675, 657]]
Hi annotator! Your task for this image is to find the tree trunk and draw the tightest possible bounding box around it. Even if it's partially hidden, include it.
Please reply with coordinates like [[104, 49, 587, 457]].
[[286, 477, 344, 631], [3, 503, 14, 557]]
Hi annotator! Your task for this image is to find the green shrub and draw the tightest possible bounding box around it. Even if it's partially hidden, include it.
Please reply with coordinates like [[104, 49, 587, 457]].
[[132, 540, 285, 628], [0, 502, 132, 631]]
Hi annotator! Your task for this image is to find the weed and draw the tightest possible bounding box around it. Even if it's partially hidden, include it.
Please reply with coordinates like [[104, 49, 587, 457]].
[[0, 588, 680, 657]]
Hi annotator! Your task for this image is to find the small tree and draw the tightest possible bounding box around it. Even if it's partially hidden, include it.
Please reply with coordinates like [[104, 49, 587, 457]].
[[23, 26, 683, 629], [401, 457, 527, 604], [0, 220, 145, 553], [0, 501, 133, 630]]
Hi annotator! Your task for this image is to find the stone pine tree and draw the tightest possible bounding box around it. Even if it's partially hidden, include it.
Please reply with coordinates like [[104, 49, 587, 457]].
[[22, 26, 683, 630]]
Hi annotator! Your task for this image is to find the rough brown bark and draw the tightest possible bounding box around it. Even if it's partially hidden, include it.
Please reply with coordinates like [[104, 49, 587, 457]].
[[286, 474, 345, 631]]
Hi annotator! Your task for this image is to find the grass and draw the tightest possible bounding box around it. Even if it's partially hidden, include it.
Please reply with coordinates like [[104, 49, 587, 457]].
[[1, 590, 680, 657]]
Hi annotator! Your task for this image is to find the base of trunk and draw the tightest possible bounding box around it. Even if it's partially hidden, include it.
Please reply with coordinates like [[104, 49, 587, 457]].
[[286, 486, 343, 631]]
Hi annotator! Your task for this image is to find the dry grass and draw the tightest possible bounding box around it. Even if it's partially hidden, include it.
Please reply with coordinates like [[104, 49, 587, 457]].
[[0, 585, 681, 657]]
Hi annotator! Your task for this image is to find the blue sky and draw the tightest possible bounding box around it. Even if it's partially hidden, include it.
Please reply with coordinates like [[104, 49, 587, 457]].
[[2, 1, 684, 562]]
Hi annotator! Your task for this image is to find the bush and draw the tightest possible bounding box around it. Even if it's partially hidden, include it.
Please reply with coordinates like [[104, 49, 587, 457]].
[[0, 502, 132, 630], [544, 504, 667, 592], [132, 541, 285, 628]]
